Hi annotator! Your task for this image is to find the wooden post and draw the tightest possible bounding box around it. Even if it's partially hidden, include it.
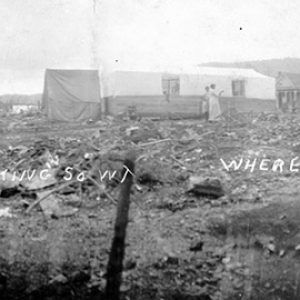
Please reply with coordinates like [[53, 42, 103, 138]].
[[105, 153, 136, 300]]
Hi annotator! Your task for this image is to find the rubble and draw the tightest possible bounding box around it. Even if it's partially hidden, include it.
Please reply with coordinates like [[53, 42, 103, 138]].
[[0, 111, 300, 299], [0, 207, 13, 218], [189, 240, 204, 252], [187, 176, 225, 199]]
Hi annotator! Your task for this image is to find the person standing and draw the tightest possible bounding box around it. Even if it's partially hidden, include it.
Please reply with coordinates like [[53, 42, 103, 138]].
[[208, 84, 223, 121], [201, 86, 210, 121]]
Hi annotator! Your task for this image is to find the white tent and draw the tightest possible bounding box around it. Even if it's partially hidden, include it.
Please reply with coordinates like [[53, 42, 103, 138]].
[[105, 66, 275, 99], [102, 66, 276, 117]]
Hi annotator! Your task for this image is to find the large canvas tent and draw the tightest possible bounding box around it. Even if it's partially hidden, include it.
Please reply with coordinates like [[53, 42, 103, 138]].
[[42, 69, 101, 122], [103, 66, 276, 117]]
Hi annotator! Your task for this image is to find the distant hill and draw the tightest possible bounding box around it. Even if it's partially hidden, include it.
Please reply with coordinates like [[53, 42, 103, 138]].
[[0, 94, 41, 105], [200, 57, 300, 77]]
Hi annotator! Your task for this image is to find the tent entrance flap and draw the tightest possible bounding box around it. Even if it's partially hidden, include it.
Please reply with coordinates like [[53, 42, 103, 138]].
[[42, 69, 101, 122]]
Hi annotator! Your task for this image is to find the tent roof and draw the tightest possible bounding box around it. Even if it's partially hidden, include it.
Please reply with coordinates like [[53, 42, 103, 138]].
[[44, 69, 100, 103], [112, 66, 271, 79], [192, 66, 269, 78]]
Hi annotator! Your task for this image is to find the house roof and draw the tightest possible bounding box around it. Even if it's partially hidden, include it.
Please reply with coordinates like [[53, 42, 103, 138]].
[[279, 72, 300, 89], [182, 66, 269, 78], [113, 66, 271, 79]]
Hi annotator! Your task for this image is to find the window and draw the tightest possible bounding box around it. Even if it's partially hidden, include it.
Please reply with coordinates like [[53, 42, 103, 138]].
[[232, 80, 245, 97], [162, 76, 180, 96]]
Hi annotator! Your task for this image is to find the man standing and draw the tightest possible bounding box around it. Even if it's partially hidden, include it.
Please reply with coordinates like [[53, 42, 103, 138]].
[[209, 84, 223, 121]]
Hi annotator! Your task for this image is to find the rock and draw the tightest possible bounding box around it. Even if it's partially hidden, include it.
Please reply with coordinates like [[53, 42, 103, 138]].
[[124, 259, 137, 271], [128, 128, 162, 144], [187, 176, 225, 199], [20, 199, 30, 208], [137, 172, 162, 187], [23, 168, 57, 190], [222, 256, 231, 265], [69, 270, 90, 283], [106, 115, 114, 122], [279, 214, 287, 220], [0, 171, 20, 190], [210, 200, 221, 207], [0, 207, 13, 218], [223, 195, 233, 205], [49, 274, 68, 285], [163, 256, 179, 265], [39, 192, 78, 218], [253, 239, 264, 249], [56, 207, 79, 218], [265, 282, 271, 289], [125, 126, 140, 136], [267, 243, 276, 253], [189, 241, 204, 252], [64, 194, 82, 207], [196, 278, 204, 286], [295, 244, 300, 251], [39, 193, 61, 218], [120, 283, 130, 293], [88, 274, 102, 288], [253, 235, 274, 250]]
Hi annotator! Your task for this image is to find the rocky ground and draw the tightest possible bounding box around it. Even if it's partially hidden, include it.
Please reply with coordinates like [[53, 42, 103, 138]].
[[0, 111, 300, 299]]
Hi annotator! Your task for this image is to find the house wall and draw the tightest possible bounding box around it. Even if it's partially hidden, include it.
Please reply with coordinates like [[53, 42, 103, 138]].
[[108, 71, 162, 96], [246, 77, 276, 99], [276, 89, 300, 112], [104, 70, 276, 117], [106, 71, 275, 99], [106, 96, 201, 117], [276, 73, 300, 112], [180, 74, 231, 96], [220, 97, 276, 113], [180, 74, 275, 99], [106, 95, 277, 118]]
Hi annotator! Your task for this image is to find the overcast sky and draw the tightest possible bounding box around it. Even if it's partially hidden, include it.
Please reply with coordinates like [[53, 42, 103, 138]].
[[1, 0, 300, 94]]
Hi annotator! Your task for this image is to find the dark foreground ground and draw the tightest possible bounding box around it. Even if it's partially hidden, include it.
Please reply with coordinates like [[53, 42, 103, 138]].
[[1, 111, 300, 300]]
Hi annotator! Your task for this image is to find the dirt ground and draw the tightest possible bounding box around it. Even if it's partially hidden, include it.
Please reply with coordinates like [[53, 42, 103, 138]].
[[1, 111, 300, 300]]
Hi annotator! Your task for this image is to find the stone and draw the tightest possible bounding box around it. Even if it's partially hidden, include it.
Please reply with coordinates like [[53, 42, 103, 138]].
[[187, 176, 225, 199]]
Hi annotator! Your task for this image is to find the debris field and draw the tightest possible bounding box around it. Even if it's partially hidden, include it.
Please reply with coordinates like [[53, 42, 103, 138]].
[[1, 111, 300, 300]]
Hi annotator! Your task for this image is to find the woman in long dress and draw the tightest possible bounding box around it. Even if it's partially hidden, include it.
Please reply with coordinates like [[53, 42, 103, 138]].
[[209, 84, 223, 121], [202, 86, 210, 121]]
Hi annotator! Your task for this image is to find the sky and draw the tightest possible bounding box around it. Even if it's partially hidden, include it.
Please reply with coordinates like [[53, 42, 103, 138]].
[[1, 0, 300, 94]]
